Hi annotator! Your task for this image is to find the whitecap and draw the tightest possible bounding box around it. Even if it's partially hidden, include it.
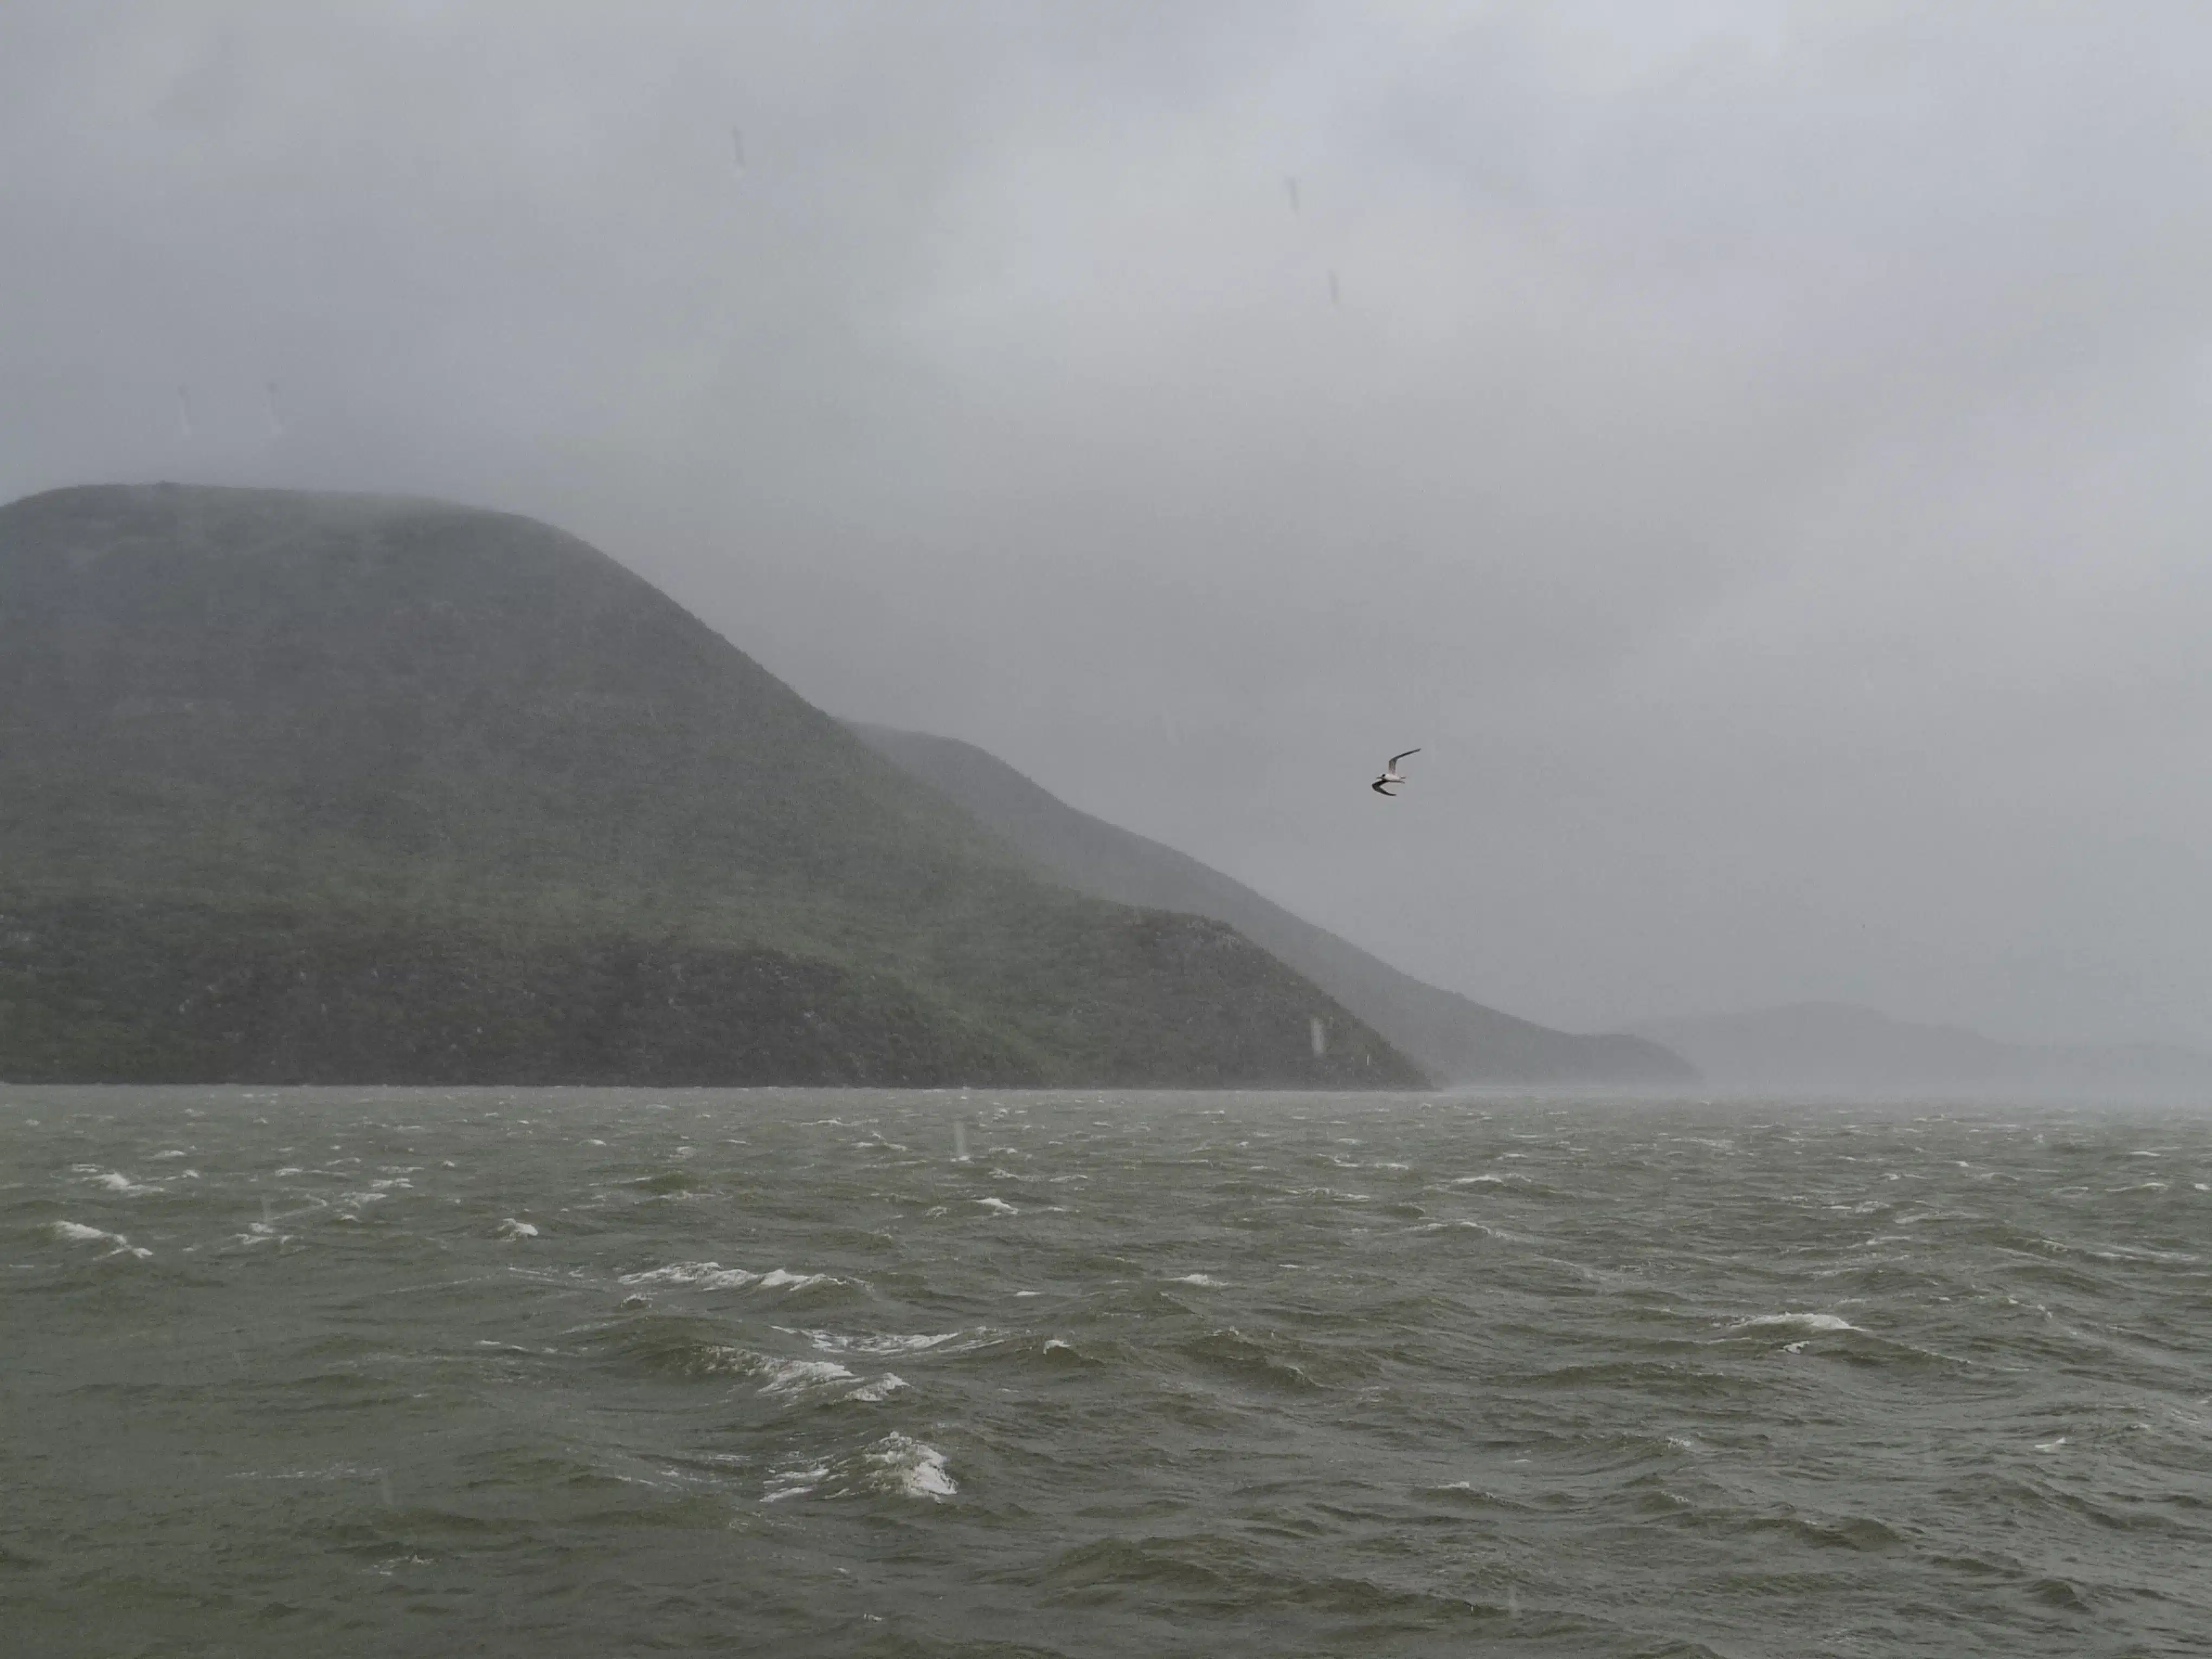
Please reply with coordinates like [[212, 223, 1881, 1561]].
[[847, 1374, 908, 1401], [756, 1269, 831, 1291], [755, 1358, 857, 1396], [975, 1197, 1019, 1216], [50, 1221, 149, 1258], [865, 1432, 955, 1500], [2035, 1437, 2068, 1452], [497, 1218, 538, 1240], [52, 1221, 121, 1244], [761, 1462, 828, 1503], [1171, 1274, 1223, 1287], [88, 1171, 155, 1195], [795, 1330, 963, 1356], [619, 1262, 760, 1290]]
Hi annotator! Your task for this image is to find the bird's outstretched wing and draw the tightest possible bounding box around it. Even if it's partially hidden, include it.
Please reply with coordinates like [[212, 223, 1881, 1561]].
[[1388, 749, 1420, 768], [1371, 779, 1397, 796]]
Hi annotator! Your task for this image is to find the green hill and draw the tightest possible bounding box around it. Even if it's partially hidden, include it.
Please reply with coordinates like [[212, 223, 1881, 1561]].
[[851, 723, 1696, 1088], [0, 483, 1425, 1087]]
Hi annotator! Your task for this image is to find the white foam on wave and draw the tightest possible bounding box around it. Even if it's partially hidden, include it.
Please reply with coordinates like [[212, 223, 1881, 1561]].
[[975, 1197, 1019, 1216], [88, 1171, 157, 1196], [1171, 1273, 1223, 1287], [756, 1357, 857, 1396], [2080, 1241, 2200, 1265], [622, 1261, 760, 1289], [50, 1221, 151, 1258], [498, 1218, 539, 1239], [757, 1269, 829, 1290], [1733, 1313, 1859, 1335], [866, 1432, 955, 1500], [847, 1373, 908, 1401], [761, 1461, 828, 1502], [793, 1329, 964, 1356], [620, 1262, 841, 1293]]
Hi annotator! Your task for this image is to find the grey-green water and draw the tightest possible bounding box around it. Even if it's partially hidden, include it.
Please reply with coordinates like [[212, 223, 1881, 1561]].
[[4, 1088, 2208, 1656]]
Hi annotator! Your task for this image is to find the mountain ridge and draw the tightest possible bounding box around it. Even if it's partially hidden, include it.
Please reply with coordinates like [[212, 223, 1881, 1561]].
[[0, 482, 1424, 1088], [848, 722, 1695, 1088]]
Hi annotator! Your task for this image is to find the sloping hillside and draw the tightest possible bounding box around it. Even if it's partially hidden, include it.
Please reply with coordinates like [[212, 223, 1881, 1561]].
[[0, 484, 1423, 1087], [850, 723, 1695, 1087]]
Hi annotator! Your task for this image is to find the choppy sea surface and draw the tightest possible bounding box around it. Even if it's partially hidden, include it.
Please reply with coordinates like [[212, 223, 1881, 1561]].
[[4, 1088, 2209, 1657]]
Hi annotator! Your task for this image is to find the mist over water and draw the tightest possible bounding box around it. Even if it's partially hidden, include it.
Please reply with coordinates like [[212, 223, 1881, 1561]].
[[9, 1086, 2208, 1656]]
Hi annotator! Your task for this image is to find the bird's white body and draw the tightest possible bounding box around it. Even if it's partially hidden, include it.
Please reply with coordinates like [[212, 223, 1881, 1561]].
[[1372, 749, 1419, 796]]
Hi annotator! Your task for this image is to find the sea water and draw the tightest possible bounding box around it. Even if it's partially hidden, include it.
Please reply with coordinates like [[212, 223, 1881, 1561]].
[[4, 1087, 2208, 1656]]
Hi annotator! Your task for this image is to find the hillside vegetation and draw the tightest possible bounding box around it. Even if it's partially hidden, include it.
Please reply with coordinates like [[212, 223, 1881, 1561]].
[[0, 484, 1423, 1086]]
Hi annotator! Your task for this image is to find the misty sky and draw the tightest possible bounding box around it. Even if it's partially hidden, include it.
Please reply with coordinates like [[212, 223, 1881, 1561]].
[[6, 2, 2210, 1046]]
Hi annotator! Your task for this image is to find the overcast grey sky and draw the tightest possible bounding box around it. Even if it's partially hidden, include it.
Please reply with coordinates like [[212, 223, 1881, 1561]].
[[6, 1, 2210, 1045]]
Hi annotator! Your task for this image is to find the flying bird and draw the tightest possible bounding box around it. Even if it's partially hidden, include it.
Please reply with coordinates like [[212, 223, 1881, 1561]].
[[1372, 749, 1419, 796]]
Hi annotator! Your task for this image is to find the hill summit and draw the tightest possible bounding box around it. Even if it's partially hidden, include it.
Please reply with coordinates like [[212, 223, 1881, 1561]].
[[0, 484, 1422, 1086]]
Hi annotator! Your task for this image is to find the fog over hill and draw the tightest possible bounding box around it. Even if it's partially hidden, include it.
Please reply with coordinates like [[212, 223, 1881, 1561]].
[[1633, 1003, 2212, 1102], [0, 484, 1422, 1088], [853, 722, 1693, 1089]]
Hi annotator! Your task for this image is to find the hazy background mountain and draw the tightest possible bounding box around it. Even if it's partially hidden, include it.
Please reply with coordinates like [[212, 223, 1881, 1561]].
[[7, 5, 2211, 1057], [853, 722, 1692, 1089], [0, 483, 1423, 1087], [1634, 1002, 2212, 1102]]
